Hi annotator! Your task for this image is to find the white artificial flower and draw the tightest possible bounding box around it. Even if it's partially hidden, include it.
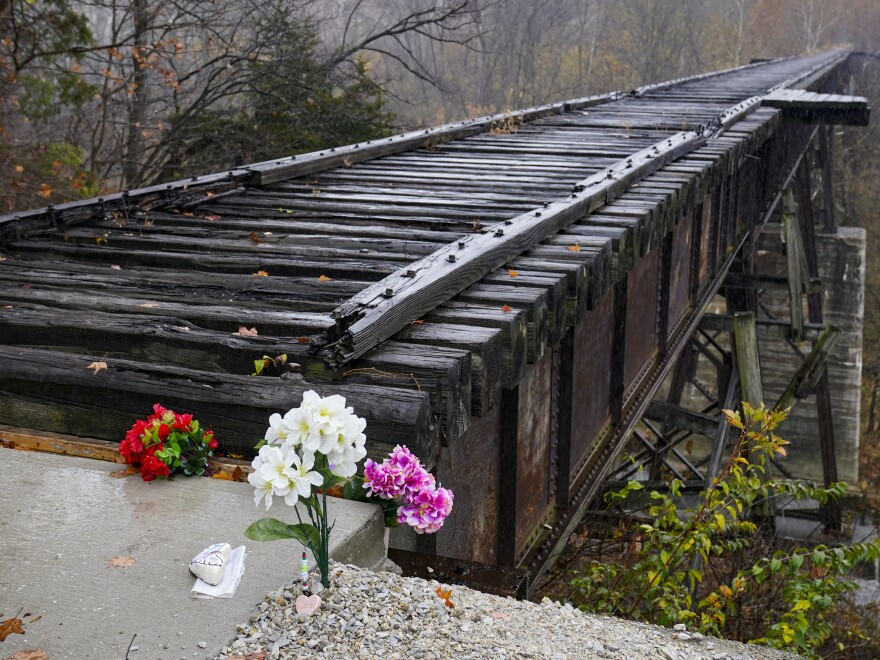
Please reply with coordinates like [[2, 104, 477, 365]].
[[283, 405, 322, 453], [248, 469, 278, 510], [264, 413, 289, 444], [284, 450, 324, 505], [254, 444, 296, 494]]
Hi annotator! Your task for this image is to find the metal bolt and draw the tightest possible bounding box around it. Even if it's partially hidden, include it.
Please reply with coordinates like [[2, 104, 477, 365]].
[[458, 241, 465, 248], [494, 228, 504, 237], [384, 288, 394, 298], [191, 176, 198, 181], [447, 254, 456, 263], [535, 211, 541, 217], [504, 220, 512, 225], [404, 269, 416, 278]]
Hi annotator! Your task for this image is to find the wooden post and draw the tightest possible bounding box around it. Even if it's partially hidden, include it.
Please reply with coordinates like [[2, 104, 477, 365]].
[[733, 312, 774, 526], [795, 163, 843, 532], [817, 125, 836, 233], [783, 189, 810, 342]]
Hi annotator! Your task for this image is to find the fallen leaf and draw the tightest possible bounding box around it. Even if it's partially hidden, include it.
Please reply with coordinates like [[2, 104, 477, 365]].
[[317, 275, 332, 282], [435, 587, 454, 608], [567, 244, 581, 252], [38, 183, 52, 198], [234, 326, 258, 336], [109, 264, 122, 270], [227, 651, 268, 660], [295, 336, 312, 344], [176, 326, 190, 332], [501, 304, 513, 312], [109, 466, 139, 479], [0, 615, 25, 641], [342, 159, 353, 168], [87, 361, 108, 375], [410, 319, 424, 325], [94, 235, 108, 245], [249, 232, 262, 244], [138, 302, 157, 308], [472, 219, 483, 231], [232, 466, 243, 481], [7, 647, 48, 659], [14, 165, 23, 174], [685, 439, 694, 455], [252, 270, 269, 277], [205, 214, 221, 222], [507, 270, 519, 277], [182, 212, 194, 217], [108, 556, 136, 568]]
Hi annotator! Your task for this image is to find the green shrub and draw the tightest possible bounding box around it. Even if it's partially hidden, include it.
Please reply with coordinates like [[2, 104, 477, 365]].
[[570, 403, 880, 657]]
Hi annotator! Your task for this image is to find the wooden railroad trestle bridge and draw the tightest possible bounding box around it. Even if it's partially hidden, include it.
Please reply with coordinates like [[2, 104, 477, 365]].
[[0, 48, 871, 587]]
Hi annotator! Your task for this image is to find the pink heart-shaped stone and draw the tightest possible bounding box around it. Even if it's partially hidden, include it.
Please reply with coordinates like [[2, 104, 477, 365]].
[[295, 594, 322, 616]]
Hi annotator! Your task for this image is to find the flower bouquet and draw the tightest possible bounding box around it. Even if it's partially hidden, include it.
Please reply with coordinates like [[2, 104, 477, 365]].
[[119, 404, 218, 481], [245, 391, 453, 589]]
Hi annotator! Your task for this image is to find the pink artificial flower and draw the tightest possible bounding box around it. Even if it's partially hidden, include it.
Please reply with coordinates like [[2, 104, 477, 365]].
[[398, 485, 454, 534], [363, 445, 434, 500], [363, 458, 406, 499]]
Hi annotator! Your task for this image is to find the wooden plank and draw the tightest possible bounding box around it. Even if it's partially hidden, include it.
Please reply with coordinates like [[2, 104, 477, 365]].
[[316, 131, 702, 368], [0, 345, 437, 465], [249, 92, 625, 185], [0, 424, 253, 481], [733, 312, 764, 407], [774, 325, 842, 411]]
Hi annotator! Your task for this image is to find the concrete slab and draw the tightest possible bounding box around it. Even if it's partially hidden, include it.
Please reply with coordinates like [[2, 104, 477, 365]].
[[0, 448, 387, 659]]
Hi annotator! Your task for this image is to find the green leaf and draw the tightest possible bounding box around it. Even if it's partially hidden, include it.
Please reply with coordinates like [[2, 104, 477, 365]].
[[343, 476, 369, 502], [245, 518, 321, 548], [382, 504, 400, 528]]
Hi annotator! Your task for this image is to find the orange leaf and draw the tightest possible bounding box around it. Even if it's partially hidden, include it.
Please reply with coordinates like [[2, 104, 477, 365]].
[[567, 244, 581, 252], [249, 231, 262, 243], [235, 326, 258, 336], [252, 270, 269, 277], [501, 304, 513, 312], [7, 649, 49, 660], [435, 587, 455, 608], [108, 556, 135, 568], [295, 336, 312, 344], [87, 361, 108, 375], [94, 235, 108, 245], [182, 212, 194, 217], [0, 614, 25, 641], [14, 165, 23, 174], [108, 466, 139, 479], [232, 466, 243, 481], [38, 183, 52, 198], [507, 270, 519, 277], [411, 319, 424, 325], [318, 275, 332, 282]]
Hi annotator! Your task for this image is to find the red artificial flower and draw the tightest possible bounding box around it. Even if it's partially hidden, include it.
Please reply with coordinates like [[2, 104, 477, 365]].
[[206, 431, 218, 450], [172, 413, 193, 431], [140, 445, 170, 481]]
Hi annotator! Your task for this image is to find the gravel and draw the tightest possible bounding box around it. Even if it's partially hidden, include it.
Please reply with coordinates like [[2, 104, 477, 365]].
[[215, 562, 800, 660]]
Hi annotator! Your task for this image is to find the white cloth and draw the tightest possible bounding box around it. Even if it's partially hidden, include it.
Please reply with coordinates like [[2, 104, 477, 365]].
[[191, 545, 246, 599]]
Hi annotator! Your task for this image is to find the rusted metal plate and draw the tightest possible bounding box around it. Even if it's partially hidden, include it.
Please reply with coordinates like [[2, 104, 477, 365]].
[[513, 351, 555, 560], [668, 212, 693, 332], [568, 292, 614, 489], [436, 383, 502, 564], [624, 249, 660, 390], [698, 193, 713, 288]]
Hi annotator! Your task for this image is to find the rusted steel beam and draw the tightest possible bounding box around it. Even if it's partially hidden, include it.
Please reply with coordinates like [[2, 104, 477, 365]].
[[318, 131, 702, 369]]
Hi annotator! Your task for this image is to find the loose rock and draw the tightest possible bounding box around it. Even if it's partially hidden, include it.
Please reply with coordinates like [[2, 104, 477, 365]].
[[214, 562, 800, 660]]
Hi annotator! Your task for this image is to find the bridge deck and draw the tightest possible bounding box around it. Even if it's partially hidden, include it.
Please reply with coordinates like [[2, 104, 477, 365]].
[[0, 49, 864, 572]]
